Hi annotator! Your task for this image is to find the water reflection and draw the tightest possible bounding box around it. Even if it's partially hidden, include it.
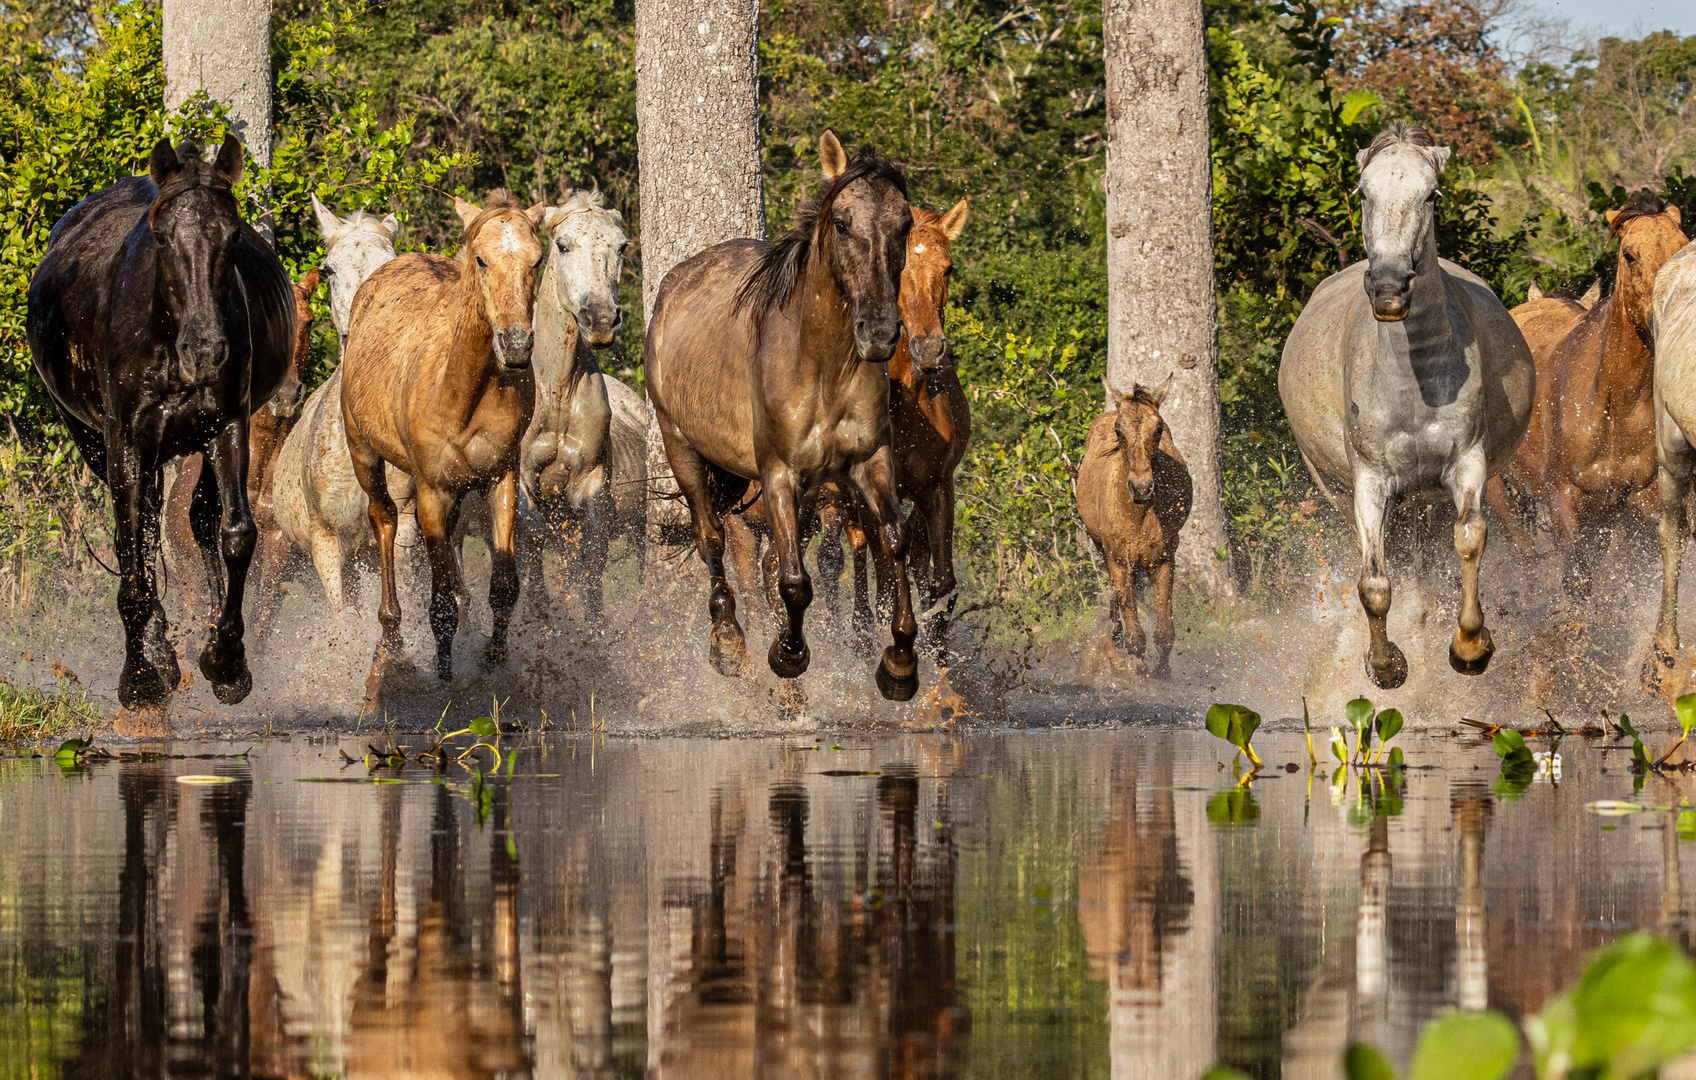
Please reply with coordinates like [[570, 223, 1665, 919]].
[[0, 732, 1693, 1078]]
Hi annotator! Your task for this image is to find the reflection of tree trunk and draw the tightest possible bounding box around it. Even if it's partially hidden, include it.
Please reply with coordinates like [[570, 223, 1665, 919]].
[[1356, 816, 1391, 1001], [879, 769, 962, 1079], [1455, 798, 1490, 1012], [197, 777, 253, 1078]]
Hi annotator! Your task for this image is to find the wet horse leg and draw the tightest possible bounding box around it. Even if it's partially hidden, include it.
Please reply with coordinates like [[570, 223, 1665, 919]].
[[1448, 450, 1495, 675], [921, 482, 960, 662], [1353, 470, 1407, 689], [414, 484, 464, 681], [762, 468, 814, 679], [138, 477, 180, 688], [348, 435, 403, 652], [1150, 559, 1176, 677], [851, 450, 918, 701], [1104, 549, 1143, 658], [1648, 421, 1695, 688], [484, 472, 520, 670], [662, 422, 748, 675], [847, 518, 874, 644], [110, 449, 171, 710], [197, 420, 258, 704], [816, 501, 846, 622]]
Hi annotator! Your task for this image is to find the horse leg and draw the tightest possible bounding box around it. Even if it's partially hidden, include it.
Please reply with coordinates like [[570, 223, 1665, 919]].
[[1448, 451, 1495, 676], [851, 450, 918, 701], [1548, 484, 1590, 597], [1105, 551, 1143, 658], [187, 456, 226, 618], [816, 502, 846, 623], [847, 518, 874, 648], [348, 437, 402, 651], [762, 468, 815, 680], [247, 518, 291, 646], [110, 452, 170, 710], [309, 525, 346, 612], [164, 454, 212, 626], [1353, 471, 1407, 689], [484, 472, 520, 671], [1648, 423, 1696, 690], [1483, 476, 1533, 551], [723, 513, 765, 625], [581, 490, 611, 621], [197, 420, 258, 704], [922, 482, 959, 662], [515, 505, 550, 618], [663, 424, 747, 675], [412, 484, 462, 681], [1150, 559, 1176, 677]]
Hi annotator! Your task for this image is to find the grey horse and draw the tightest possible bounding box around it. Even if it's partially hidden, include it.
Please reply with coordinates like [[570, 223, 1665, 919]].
[[1279, 122, 1534, 689]]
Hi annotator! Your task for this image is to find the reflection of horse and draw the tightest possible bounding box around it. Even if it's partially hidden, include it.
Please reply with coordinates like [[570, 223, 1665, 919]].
[[1644, 234, 1696, 688], [645, 133, 920, 699], [166, 267, 319, 641], [1280, 122, 1534, 689], [27, 136, 295, 708], [1076, 378, 1192, 677], [341, 191, 543, 680], [273, 198, 406, 610], [1488, 192, 1687, 587]]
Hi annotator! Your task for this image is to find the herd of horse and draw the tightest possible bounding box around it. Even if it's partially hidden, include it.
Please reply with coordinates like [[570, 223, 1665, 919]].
[[22, 121, 1696, 715]]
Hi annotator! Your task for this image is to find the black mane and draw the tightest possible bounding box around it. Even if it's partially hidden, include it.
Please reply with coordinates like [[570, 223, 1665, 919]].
[[734, 146, 908, 325], [1610, 189, 1668, 236]]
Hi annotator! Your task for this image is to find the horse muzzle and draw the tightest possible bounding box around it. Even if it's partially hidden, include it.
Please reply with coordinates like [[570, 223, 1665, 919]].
[[494, 327, 535, 370], [854, 312, 904, 364], [1365, 270, 1413, 322], [1127, 481, 1154, 506], [908, 332, 948, 373], [582, 298, 622, 348]]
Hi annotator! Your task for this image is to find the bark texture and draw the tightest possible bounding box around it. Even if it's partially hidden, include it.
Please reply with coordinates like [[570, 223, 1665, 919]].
[[633, 0, 765, 541], [1102, 0, 1234, 596], [163, 0, 273, 168]]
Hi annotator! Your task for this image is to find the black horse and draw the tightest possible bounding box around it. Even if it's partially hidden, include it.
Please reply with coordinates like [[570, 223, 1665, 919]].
[[27, 135, 295, 709]]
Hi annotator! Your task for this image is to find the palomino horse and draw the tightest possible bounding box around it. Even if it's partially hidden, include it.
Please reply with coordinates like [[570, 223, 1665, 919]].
[[1487, 191, 1687, 585], [273, 198, 405, 609], [516, 190, 627, 616], [166, 267, 319, 635], [1280, 122, 1534, 689], [1644, 234, 1696, 689], [1076, 379, 1192, 676], [27, 135, 295, 708], [342, 191, 544, 679], [646, 132, 919, 699]]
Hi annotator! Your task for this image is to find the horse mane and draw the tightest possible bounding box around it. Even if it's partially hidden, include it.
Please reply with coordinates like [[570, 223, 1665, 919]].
[[734, 146, 909, 325], [1128, 384, 1163, 409], [1358, 120, 1434, 170], [321, 208, 397, 253], [1610, 190, 1668, 236], [549, 187, 624, 226], [149, 139, 236, 225]]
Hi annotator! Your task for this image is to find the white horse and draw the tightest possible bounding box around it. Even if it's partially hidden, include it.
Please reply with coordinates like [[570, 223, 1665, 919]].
[[272, 198, 402, 609], [1280, 122, 1534, 689], [1647, 235, 1696, 684]]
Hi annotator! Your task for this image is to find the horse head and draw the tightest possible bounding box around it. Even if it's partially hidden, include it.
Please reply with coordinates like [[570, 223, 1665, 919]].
[[536, 189, 627, 348], [1109, 376, 1174, 505], [901, 199, 968, 373], [271, 266, 319, 421], [147, 134, 247, 387], [815, 131, 911, 362], [312, 195, 398, 348], [453, 190, 546, 371], [1355, 121, 1451, 323], [1606, 192, 1687, 347]]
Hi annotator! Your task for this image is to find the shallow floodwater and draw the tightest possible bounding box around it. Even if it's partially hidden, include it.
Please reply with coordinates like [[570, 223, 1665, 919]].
[[1, 729, 1693, 1079]]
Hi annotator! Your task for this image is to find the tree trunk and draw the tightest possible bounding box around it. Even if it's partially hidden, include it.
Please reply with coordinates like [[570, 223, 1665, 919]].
[[1102, 0, 1234, 597], [633, 0, 765, 544], [163, 0, 272, 236]]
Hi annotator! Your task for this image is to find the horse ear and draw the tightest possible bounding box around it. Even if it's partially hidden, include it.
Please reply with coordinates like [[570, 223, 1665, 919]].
[[526, 202, 549, 230], [1667, 205, 1683, 228], [297, 266, 320, 295], [1104, 381, 1125, 409], [212, 133, 244, 186], [311, 194, 342, 237], [819, 130, 847, 180], [454, 196, 481, 228], [1605, 208, 1622, 228], [380, 212, 400, 237], [940, 197, 969, 240], [148, 138, 179, 186], [1580, 278, 1601, 308], [1423, 145, 1452, 175], [1527, 280, 1545, 301], [1354, 146, 1373, 174], [1150, 373, 1175, 407]]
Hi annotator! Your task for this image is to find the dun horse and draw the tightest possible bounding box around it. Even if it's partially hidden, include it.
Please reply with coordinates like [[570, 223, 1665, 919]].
[[1488, 191, 1687, 583], [26, 135, 296, 708], [1076, 379, 1192, 676], [166, 267, 319, 634], [1644, 234, 1696, 687], [341, 191, 544, 680], [645, 132, 920, 699], [273, 198, 403, 609], [1280, 122, 1534, 689]]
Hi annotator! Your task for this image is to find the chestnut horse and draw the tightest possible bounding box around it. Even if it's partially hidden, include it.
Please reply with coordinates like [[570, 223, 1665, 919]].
[[27, 135, 295, 708], [341, 191, 543, 680], [166, 267, 319, 635], [1487, 192, 1687, 587], [645, 132, 919, 700], [1075, 378, 1191, 674]]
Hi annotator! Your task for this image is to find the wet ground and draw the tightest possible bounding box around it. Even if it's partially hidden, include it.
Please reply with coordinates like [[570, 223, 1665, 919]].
[[2, 729, 1694, 1078]]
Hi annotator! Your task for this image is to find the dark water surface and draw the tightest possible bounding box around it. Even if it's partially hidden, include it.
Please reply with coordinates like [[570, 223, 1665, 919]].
[[2, 730, 1693, 1079]]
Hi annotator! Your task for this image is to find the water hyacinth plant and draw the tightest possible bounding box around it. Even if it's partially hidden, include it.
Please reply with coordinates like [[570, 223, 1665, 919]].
[[1205, 703, 1263, 773]]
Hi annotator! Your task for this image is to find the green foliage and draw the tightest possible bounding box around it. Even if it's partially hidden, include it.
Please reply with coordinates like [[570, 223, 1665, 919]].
[[1491, 728, 1536, 798], [0, 673, 101, 743], [1344, 1044, 1399, 1080], [1526, 933, 1696, 1080], [1205, 703, 1264, 768]]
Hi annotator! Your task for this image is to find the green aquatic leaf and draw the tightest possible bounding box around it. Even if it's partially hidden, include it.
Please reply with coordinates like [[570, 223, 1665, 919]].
[[1346, 696, 1376, 732], [469, 716, 497, 738], [1343, 1043, 1398, 1080], [1568, 932, 1696, 1077], [1618, 714, 1640, 740], [1199, 1070, 1253, 1080], [1408, 1011, 1519, 1080], [1376, 708, 1403, 744], [1205, 704, 1262, 766], [1677, 694, 1696, 738], [1491, 729, 1528, 759], [1388, 746, 1404, 768], [1206, 788, 1260, 825]]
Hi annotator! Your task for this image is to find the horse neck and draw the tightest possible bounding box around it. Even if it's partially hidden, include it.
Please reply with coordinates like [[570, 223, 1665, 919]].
[[796, 246, 862, 389], [438, 262, 498, 410], [533, 258, 586, 406], [1397, 219, 1453, 347], [1595, 284, 1654, 398]]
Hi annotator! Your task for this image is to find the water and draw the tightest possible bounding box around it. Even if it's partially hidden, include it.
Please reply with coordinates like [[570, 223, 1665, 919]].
[[1, 729, 1693, 1079]]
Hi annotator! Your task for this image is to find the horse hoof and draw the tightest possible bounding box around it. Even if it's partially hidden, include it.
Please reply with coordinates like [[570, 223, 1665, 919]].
[[1365, 643, 1408, 690], [1642, 647, 1677, 695], [482, 643, 507, 672], [710, 622, 749, 677], [144, 636, 181, 690], [198, 643, 247, 691], [768, 636, 811, 679], [118, 662, 169, 711], [1151, 658, 1172, 679], [210, 667, 253, 705], [436, 653, 454, 682], [1449, 628, 1495, 676], [875, 655, 919, 702]]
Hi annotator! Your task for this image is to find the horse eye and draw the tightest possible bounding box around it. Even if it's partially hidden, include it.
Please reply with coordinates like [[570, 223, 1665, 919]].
[[556, 238, 571, 253], [475, 254, 488, 269], [834, 217, 850, 236]]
